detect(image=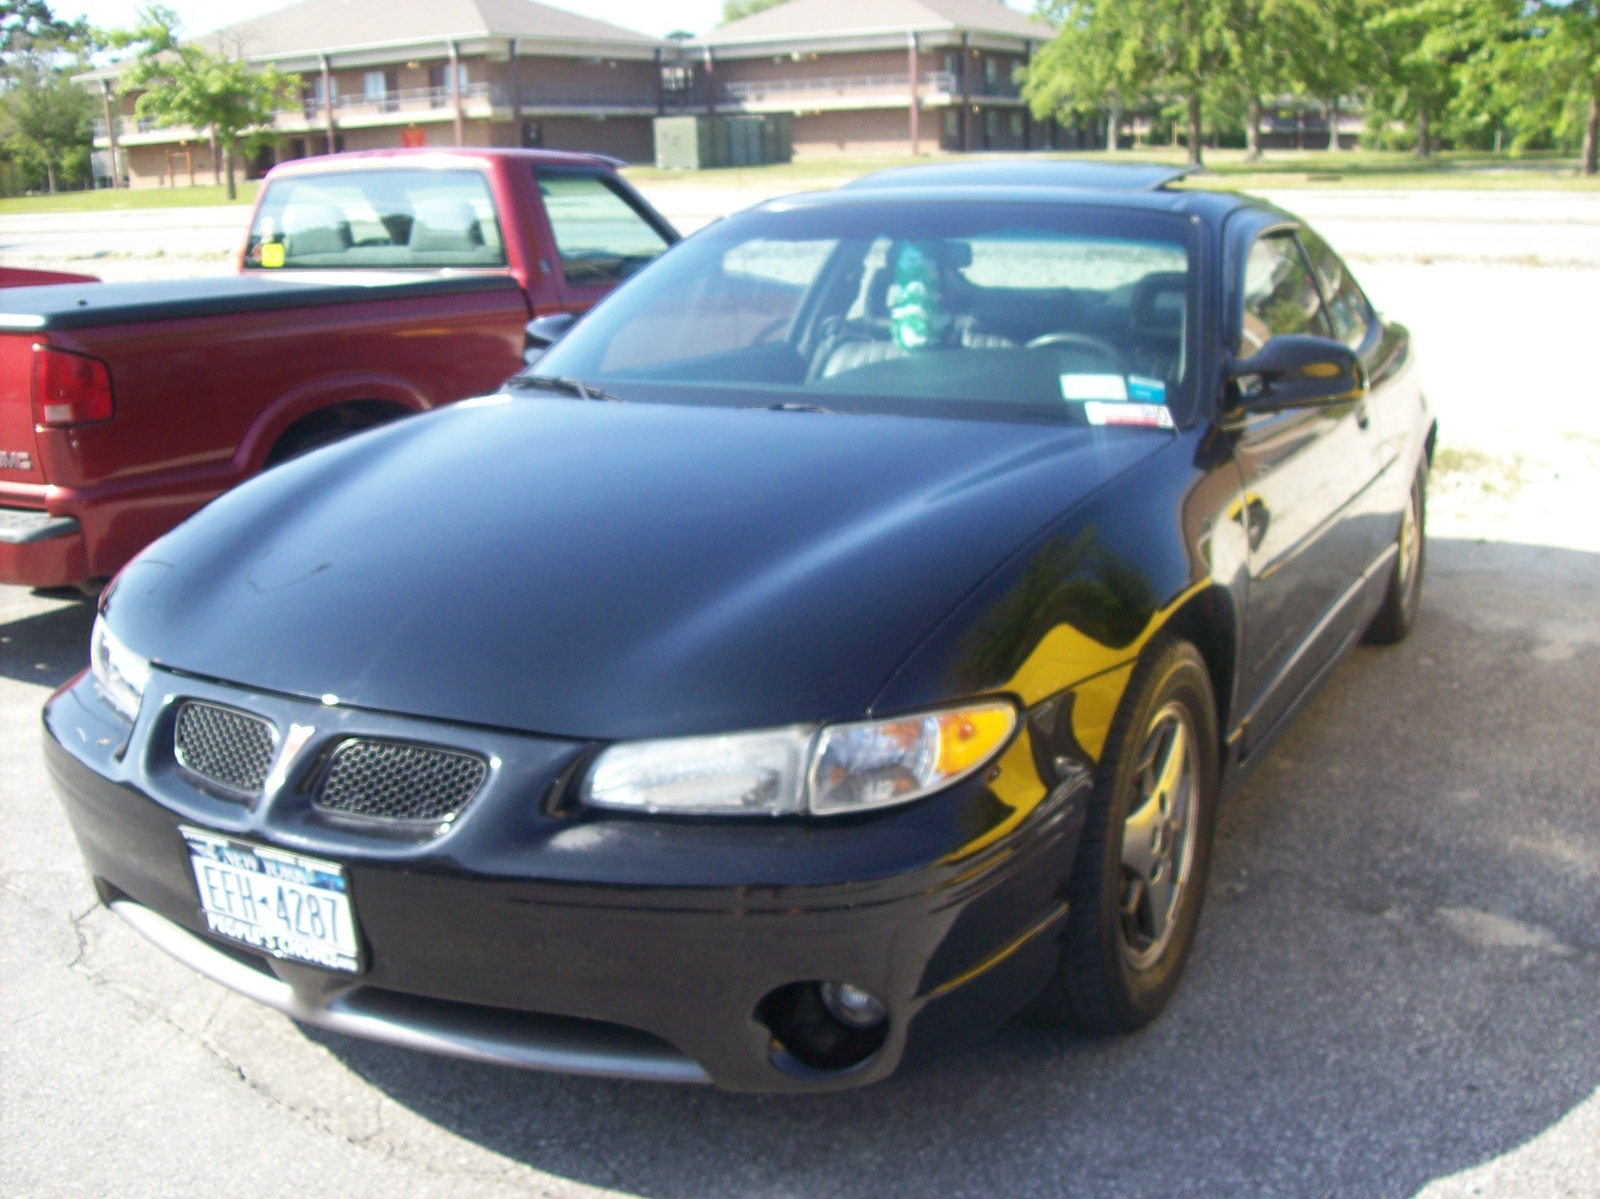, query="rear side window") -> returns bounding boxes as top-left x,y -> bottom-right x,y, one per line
1298,227 -> 1373,349
1240,233 -> 1331,356
536,169 -> 671,286
245,168 -> 506,269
